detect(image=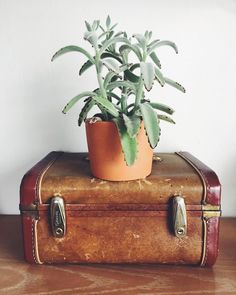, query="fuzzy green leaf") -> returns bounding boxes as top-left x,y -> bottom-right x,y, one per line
99,24 -> 105,32
102,52 -> 122,63
123,114 -> 141,138
79,52 -> 122,76
99,37 -> 129,55
140,103 -> 160,148
119,63 -> 132,72
92,96 -> 119,117
113,117 -> 137,166
124,70 -> 139,83
85,21 -> 92,31
150,52 -> 161,68
51,45 -> 95,63
104,72 -> 117,89
148,31 -> 152,40
107,92 -> 121,101
158,114 -> 176,124
78,98 -> 96,126
110,23 -> 118,31
107,80 -> 136,92
108,30 -> 114,40
149,102 -> 174,115
148,39 -> 160,47
164,77 -> 186,93
147,40 -> 178,55
119,44 -> 130,63
106,15 -> 111,28
140,62 -> 155,91
98,30 -> 109,40
154,67 -> 165,86
84,31 -> 98,47
119,44 -> 142,61
130,63 -> 140,72
102,58 -> 120,74
111,74 -> 120,83
92,20 -> 100,30
114,31 -> 124,37
62,91 -> 97,114
79,59 -> 93,75
133,34 -> 146,49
